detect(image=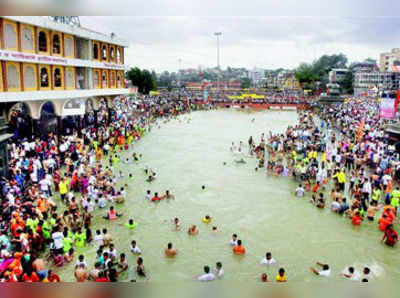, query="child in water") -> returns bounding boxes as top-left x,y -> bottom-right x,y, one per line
202,215 -> 212,224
